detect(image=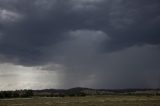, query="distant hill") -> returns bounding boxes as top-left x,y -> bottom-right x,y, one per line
0,88 -> 160,98
33,87 -> 160,97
